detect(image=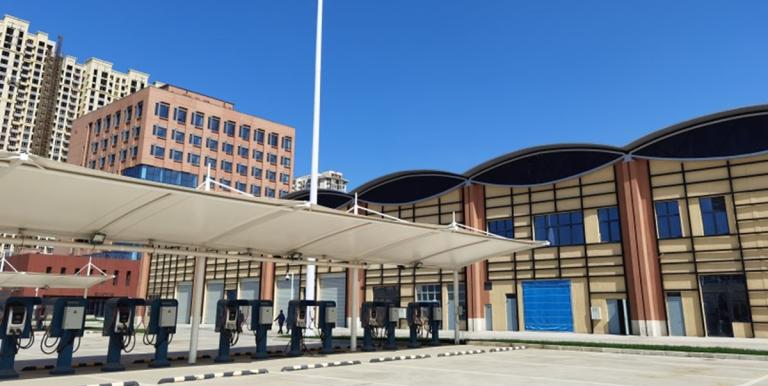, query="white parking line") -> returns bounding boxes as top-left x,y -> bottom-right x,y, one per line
736,373 -> 768,386
379,362 -> 631,386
